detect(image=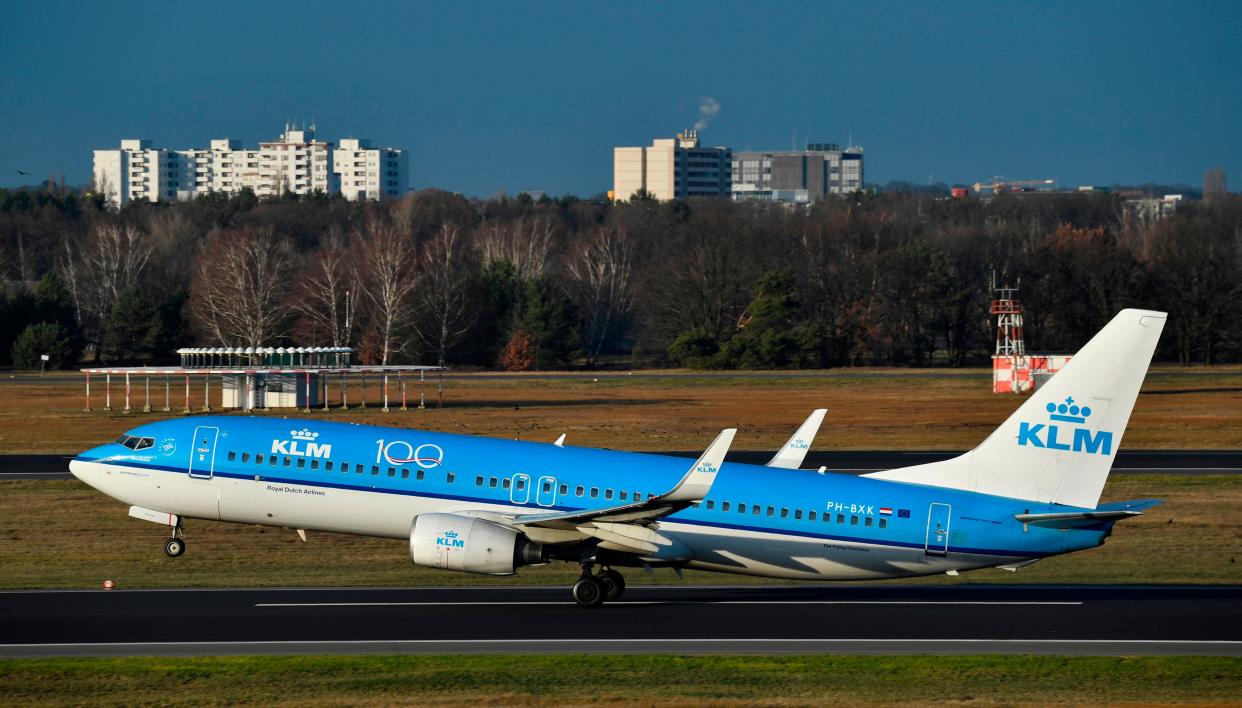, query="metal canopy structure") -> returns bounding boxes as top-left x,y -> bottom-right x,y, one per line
81,363 -> 445,414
